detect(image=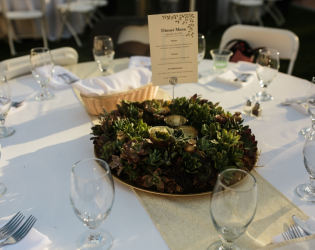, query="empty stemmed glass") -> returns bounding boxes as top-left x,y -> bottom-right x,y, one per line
93,36 -> 115,74
0,75 -> 15,138
30,47 -> 55,101
301,77 -> 315,136
198,33 -> 206,78
209,169 -> 257,250
255,48 -> 280,101
70,158 -> 115,250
